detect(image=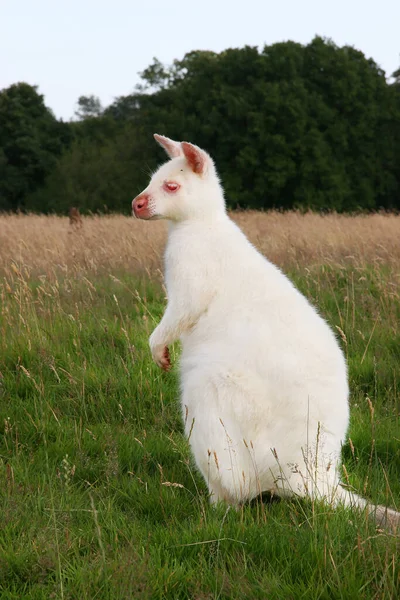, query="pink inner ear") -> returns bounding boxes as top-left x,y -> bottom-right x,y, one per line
181,142 -> 205,174
154,134 -> 182,158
